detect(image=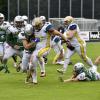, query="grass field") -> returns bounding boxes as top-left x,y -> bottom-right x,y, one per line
0,42 -> 100,100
